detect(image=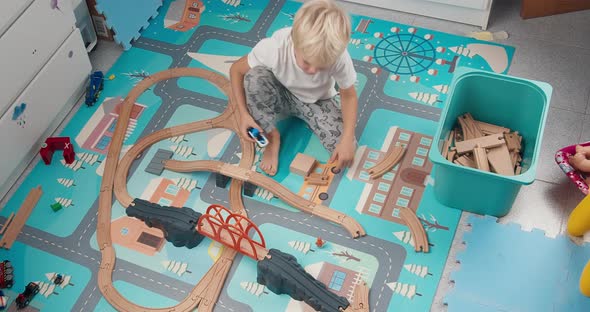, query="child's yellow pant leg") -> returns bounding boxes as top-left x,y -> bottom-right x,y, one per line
568,195 -> 590,237
580,260 -> 590,296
